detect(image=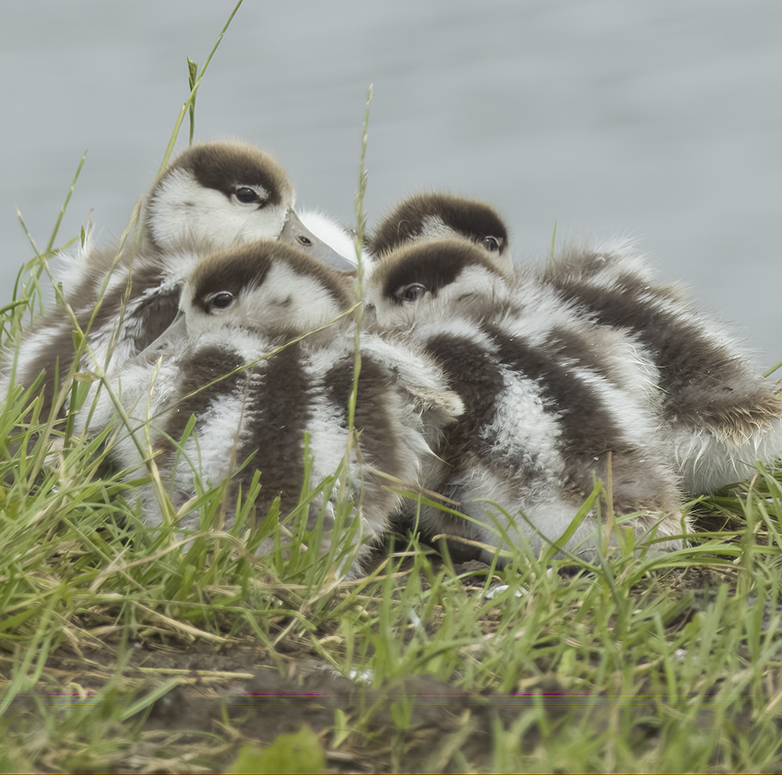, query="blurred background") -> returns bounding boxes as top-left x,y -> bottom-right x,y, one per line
2,0 -> 780,365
